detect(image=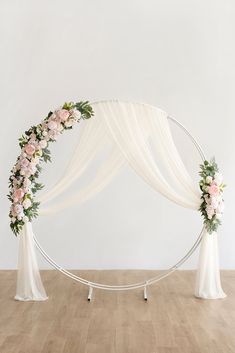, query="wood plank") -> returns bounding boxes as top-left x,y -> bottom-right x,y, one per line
0,270 -> 234,353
